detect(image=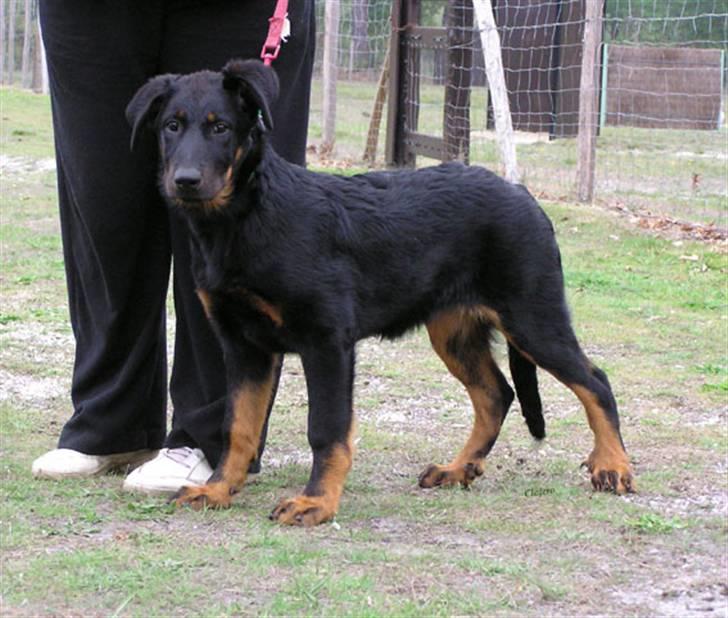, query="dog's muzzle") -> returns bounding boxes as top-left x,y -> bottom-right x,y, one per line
174,167 -> 202,191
